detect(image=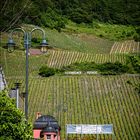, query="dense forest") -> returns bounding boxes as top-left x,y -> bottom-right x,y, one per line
0,0 -> 140,31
